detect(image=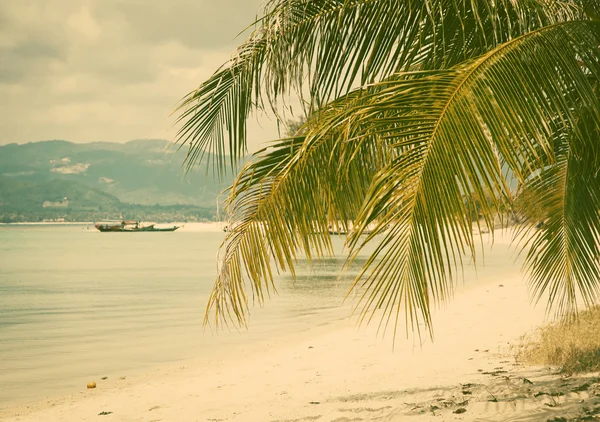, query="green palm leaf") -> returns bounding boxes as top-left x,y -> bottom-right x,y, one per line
343,20 -> 600,338
174,0 -> 578,173
515,96 -> 600,317
178,0 -> 600,338
206,19 -> 600,330
207,111 -> 394,326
